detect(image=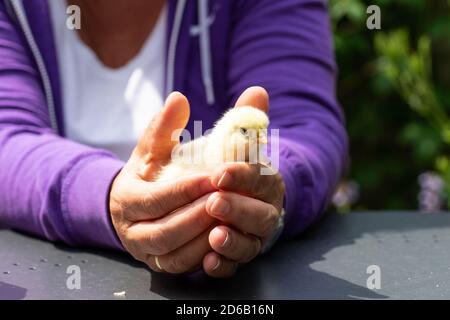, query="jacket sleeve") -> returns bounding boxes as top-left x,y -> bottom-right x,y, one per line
0,2 -> 124,249
227,0 -> 348,236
